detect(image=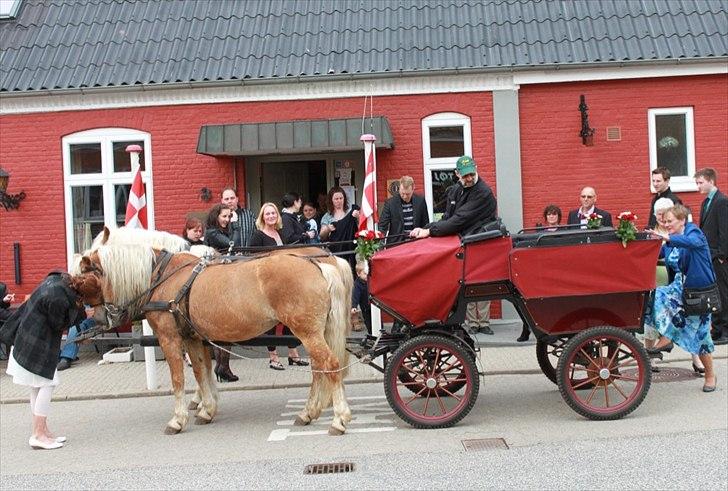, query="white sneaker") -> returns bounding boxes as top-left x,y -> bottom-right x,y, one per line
29,436 -> 63,450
